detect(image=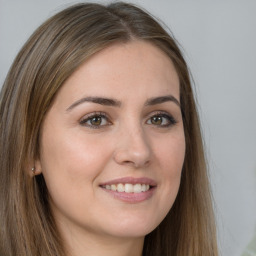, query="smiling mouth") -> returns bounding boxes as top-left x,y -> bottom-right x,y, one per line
99,177 -> 157,202
101,183 -> 151,193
